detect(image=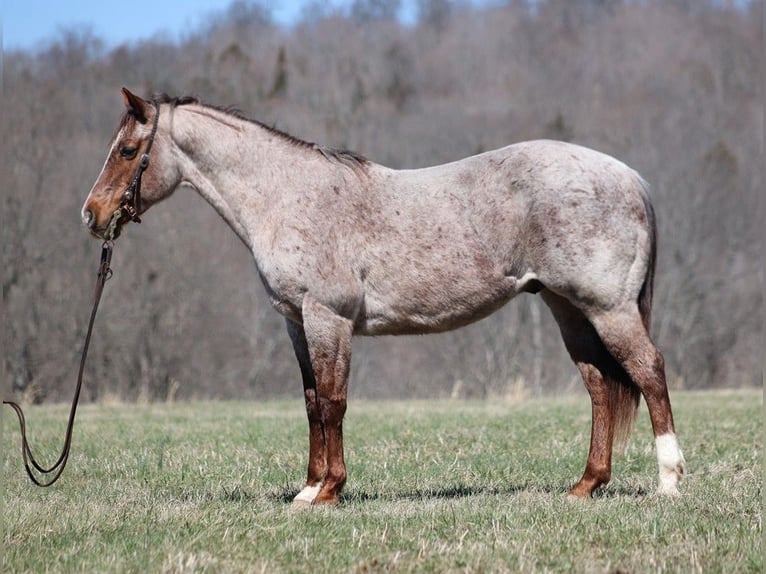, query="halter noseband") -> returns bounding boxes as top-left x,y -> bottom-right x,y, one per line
108,100 -> 160,238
